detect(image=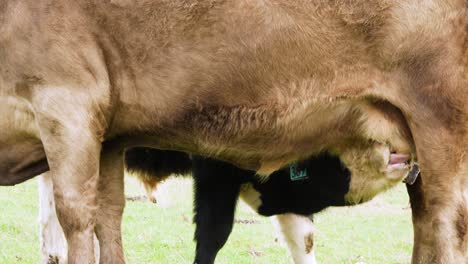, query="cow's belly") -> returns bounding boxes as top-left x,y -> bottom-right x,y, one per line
174,99 -> 414,201
115,96 -> 414,177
